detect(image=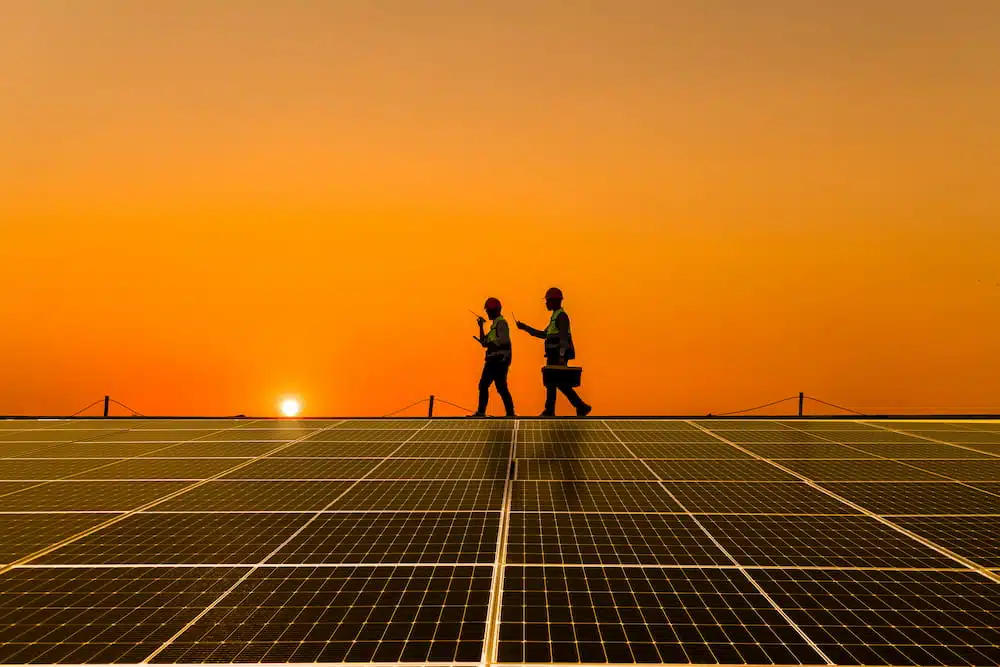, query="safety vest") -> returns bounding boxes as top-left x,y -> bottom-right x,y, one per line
486,315 -> 512,358
544,309 -> 575,359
